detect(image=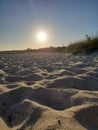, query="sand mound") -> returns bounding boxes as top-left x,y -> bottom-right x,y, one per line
16,69 -> 33,76
0,62 -> 5,69
74,104 -> 98,129
47,76 -> 98,90
0,69 -> 7,77
28,87 -> 77,110
0,98 -> 42,128
1,86 -> 98,113
23,74 -> 43,81
5,75 -> 23,83
0,87 -> 43,128
3,67 -> 20,75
